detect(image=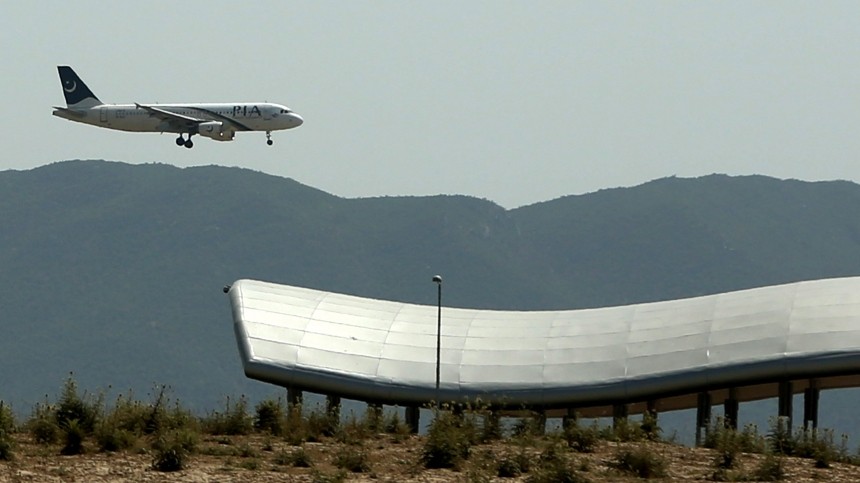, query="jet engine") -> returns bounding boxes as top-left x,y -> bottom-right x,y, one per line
197,121 -> 235,141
